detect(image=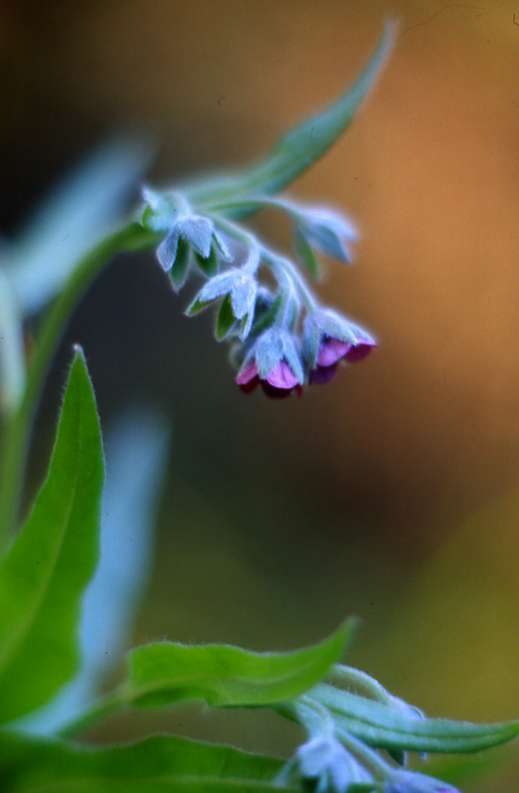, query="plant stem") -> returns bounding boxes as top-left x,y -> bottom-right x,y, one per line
0,221 -> 159,550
